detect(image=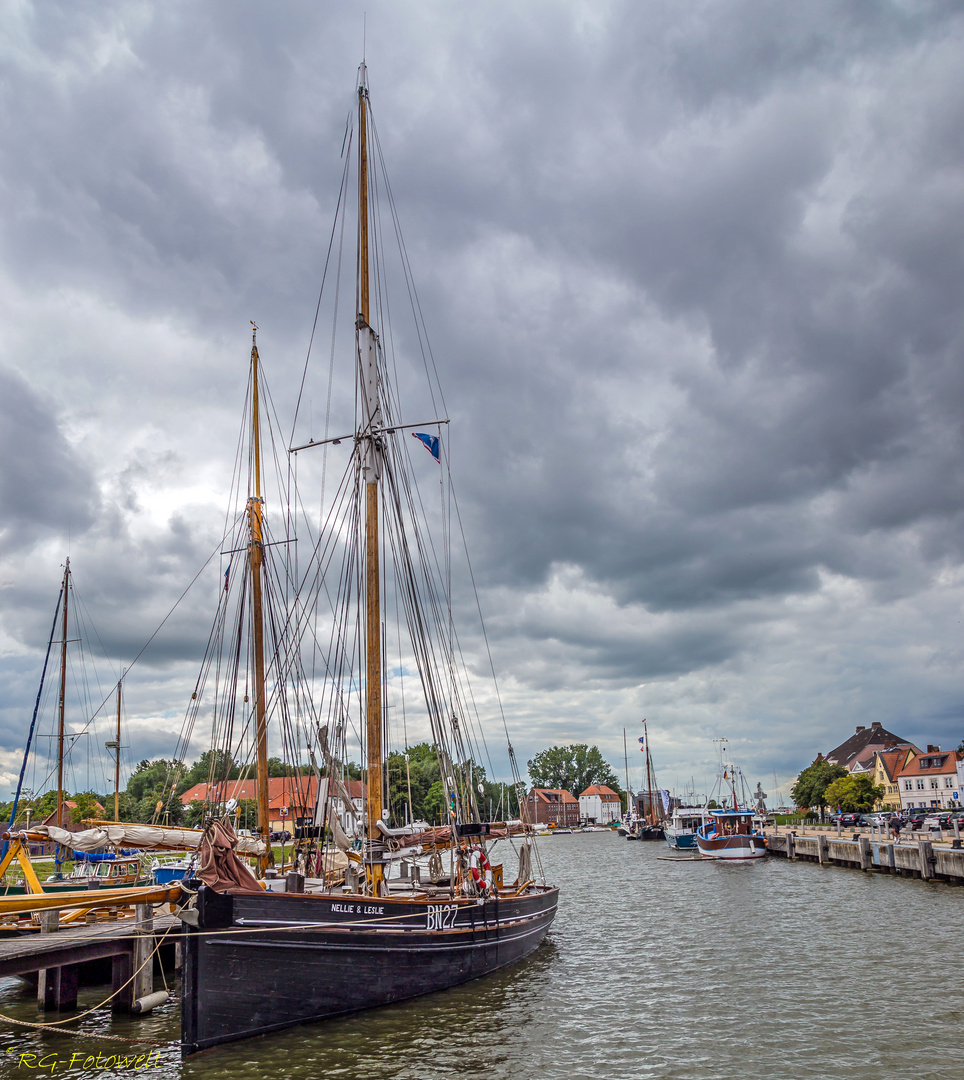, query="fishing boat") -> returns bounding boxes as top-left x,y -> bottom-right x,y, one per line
176,63 -> 558,1055
662,806 -> 710,850
695,741 -> 767,860
695,810 -> 767,860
